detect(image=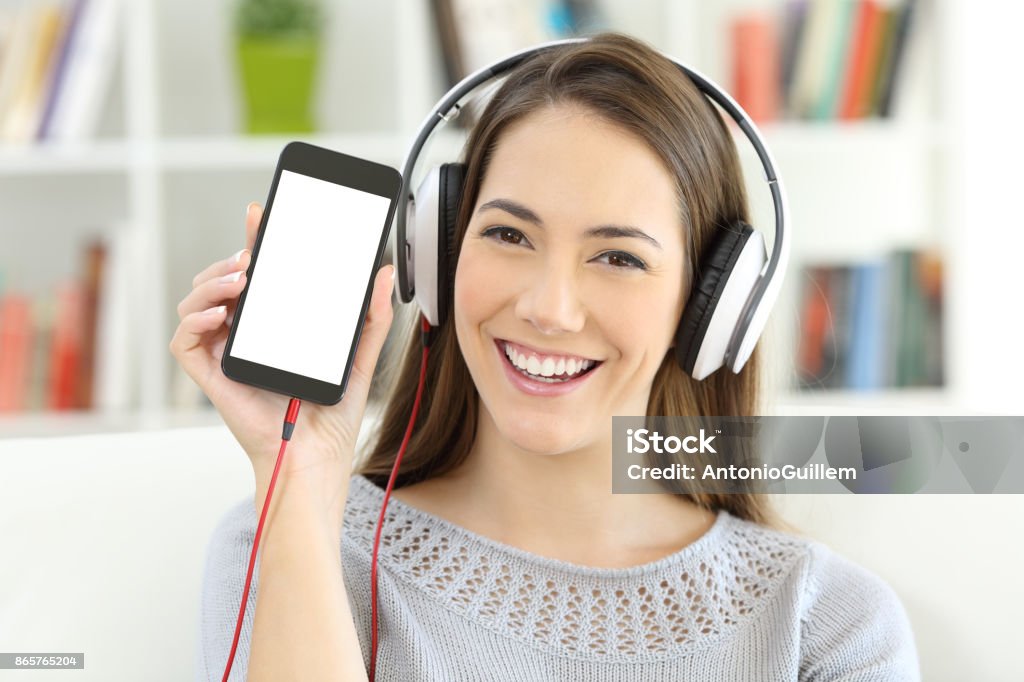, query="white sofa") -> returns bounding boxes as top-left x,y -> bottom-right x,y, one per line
0,424 -> 1021,681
